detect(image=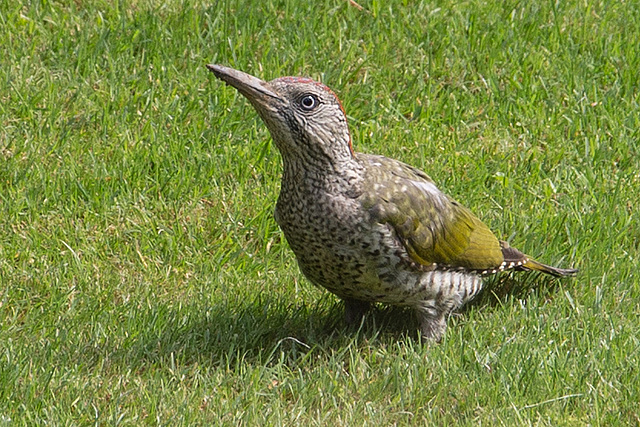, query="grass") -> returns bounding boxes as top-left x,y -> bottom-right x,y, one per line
1,0 -> 639,424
